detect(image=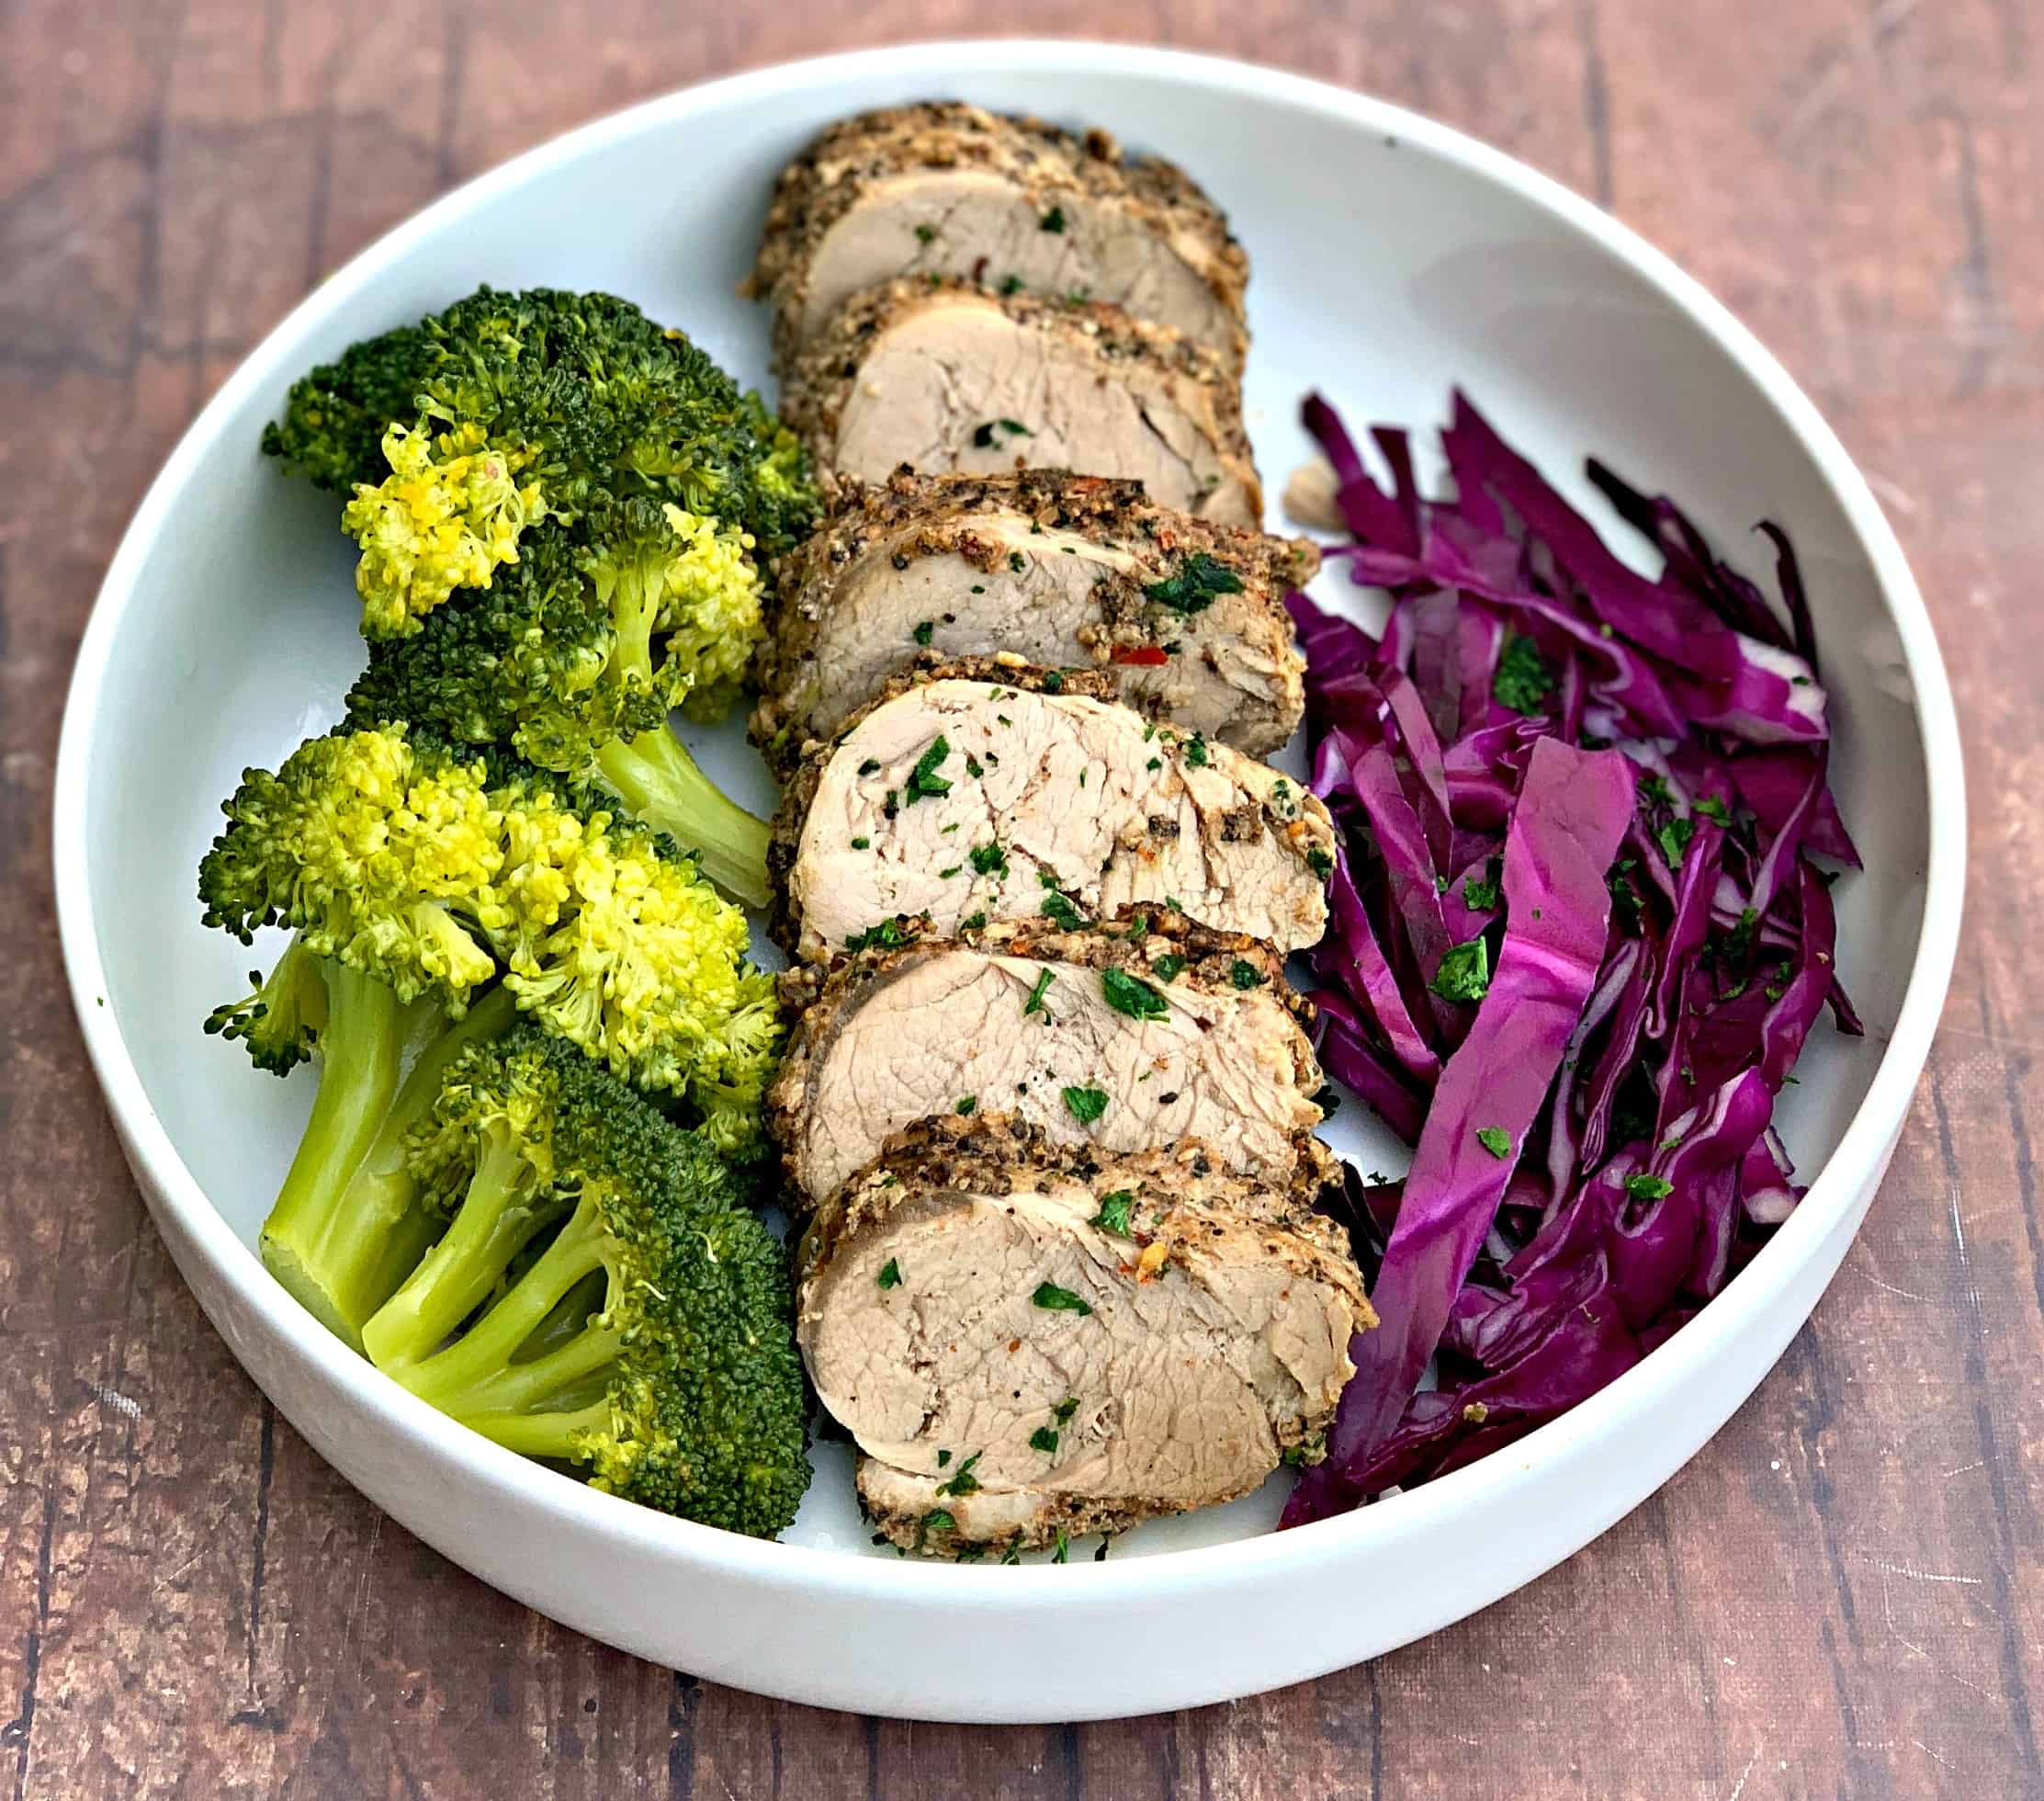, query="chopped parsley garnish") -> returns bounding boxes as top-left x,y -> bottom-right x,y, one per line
1042,671 -> 1064,693
858,757 -> 880,776
1625,1173 -> 1674,1201
961,910 -> 988,931
1041,889 -> 1086,929
1033,1281 -> 1091,1315
1228,958 -> 1265,990
919,1509 -> 955,1544
1493,634 -> 1556,715
1142,551 -> 1245,616
1152,952 -> 1187,982
1183,733 -> 1210,767
1307,847 -> 1334,880
1023,968 -> 1056,1016
999,273 -> 1024,295
1030,1426 -> 1060,1454
850,836 -> 870,850
1009,550 -> 1026,572
1040,204 -> 1067,233
914,221 -> 937,244
1090,1190 -> 1135,1235
955,1094 -> 977,1116
845,918 -> 908,953
1053,1528 -> 1071,1564
1694,796 -> 1733,825
1062,1084 -> 1109,1124
935,1451 -> 982,1497
1054,1398 -> 1080,1423
1430,937 -> 1492,1002
939,865 -> 961,879
965,753 -> 984,778
1474,1127 -> 1513,1160
1657,816 -> 1696,868
969,842 -> 1008,877
1146,756 -> 1162,772
1101,968 -> 1169,1020
877,1259 -> 902,1289
1462,857 -> 1504,912
912,619 -> 934,647
937,1449 -> 951,1467
904,735 -> 954,804
971,418 -> 1033,448
1640,773 -> 1676,807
